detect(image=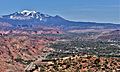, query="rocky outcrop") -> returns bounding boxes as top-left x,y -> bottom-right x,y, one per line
0,35 -> 57,72
26,55 -> 120,72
